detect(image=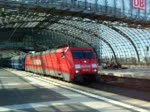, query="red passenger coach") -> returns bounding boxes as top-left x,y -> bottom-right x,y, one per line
25,47 -> 98,82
